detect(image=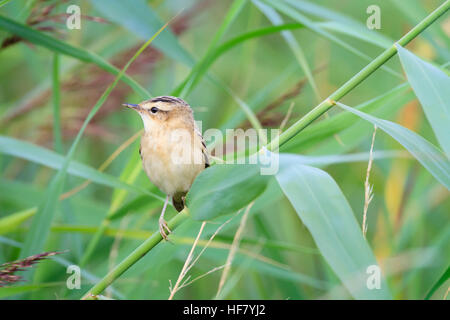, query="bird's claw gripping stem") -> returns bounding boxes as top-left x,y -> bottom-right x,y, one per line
159,217 -> 172,241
